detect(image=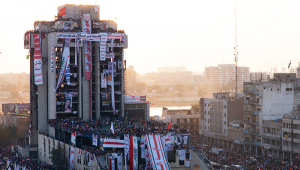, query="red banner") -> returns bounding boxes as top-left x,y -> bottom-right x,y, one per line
59,7 -> 66,16
83,14 -> 92,80
33,34 -> 43,85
